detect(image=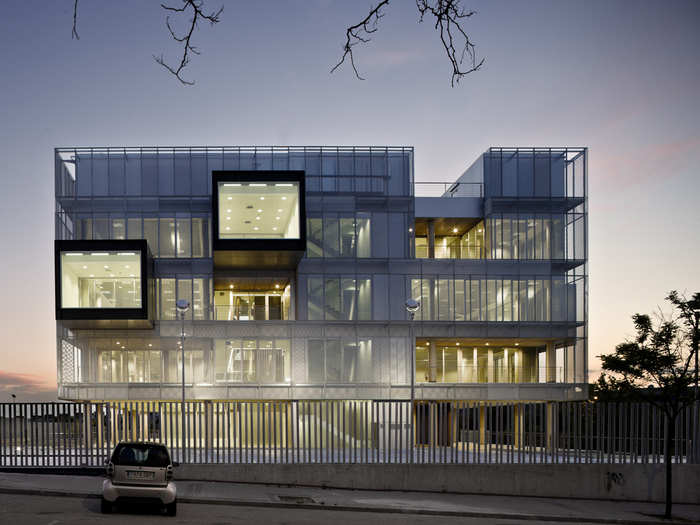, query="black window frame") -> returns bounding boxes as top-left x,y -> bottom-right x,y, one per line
212,171 -> 306,253
55,239 -> 151,321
